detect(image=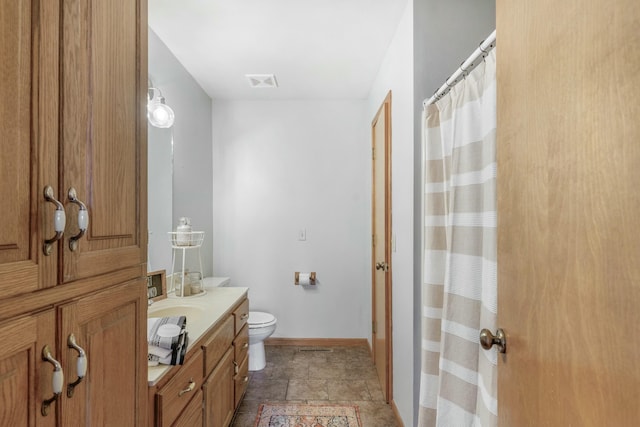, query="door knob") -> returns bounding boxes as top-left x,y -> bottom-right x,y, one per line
375,261 -> 389,271
479,328 -> 506,353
